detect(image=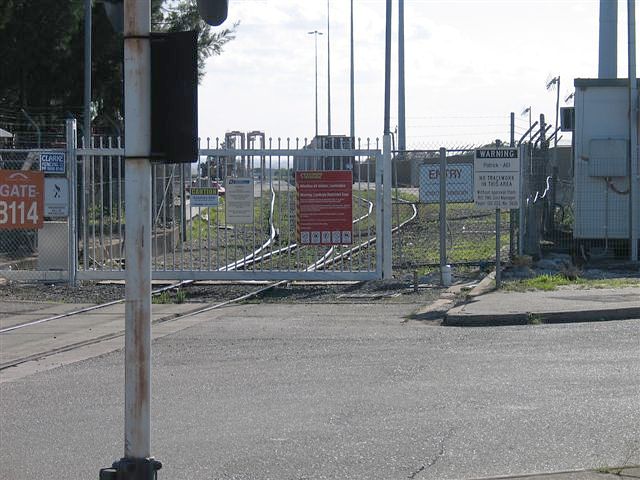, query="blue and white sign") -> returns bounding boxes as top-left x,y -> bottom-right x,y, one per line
40,152 -> 66,174
44,177 -> 69,217
419,163 -> 473,204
